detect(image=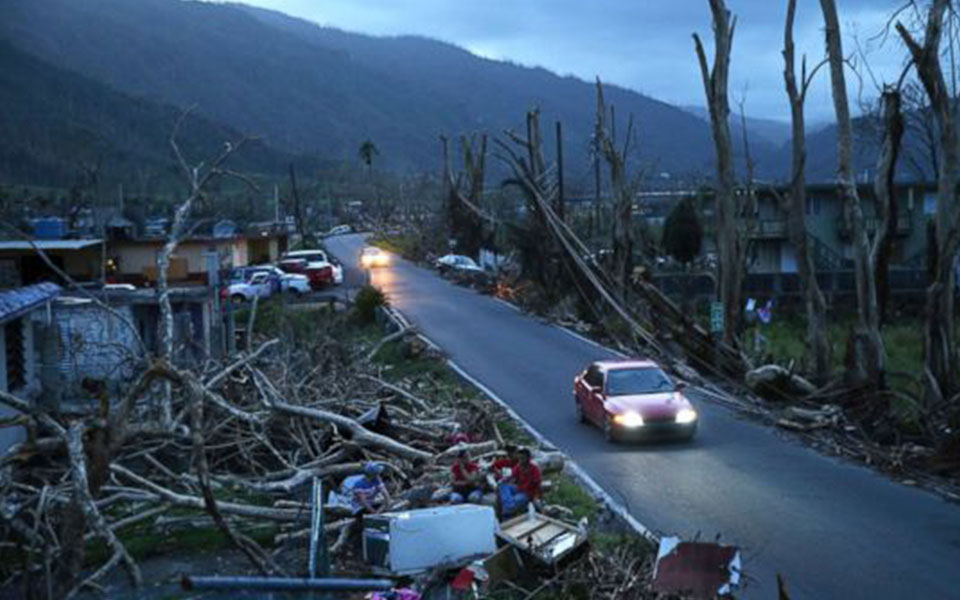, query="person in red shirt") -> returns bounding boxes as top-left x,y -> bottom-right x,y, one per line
450,450 -> 483,503
490,444 -> 518,482
497,448 -> 542,517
